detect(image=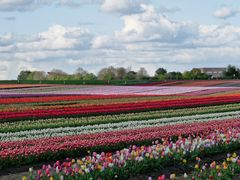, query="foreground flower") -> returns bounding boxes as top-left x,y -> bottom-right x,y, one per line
170,173 -> 176,179
183,173 -> 188,178
191,153 -> 240,179
153,153 -> 240,180
25,127 -> 240,180
158,175 -> 166,180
